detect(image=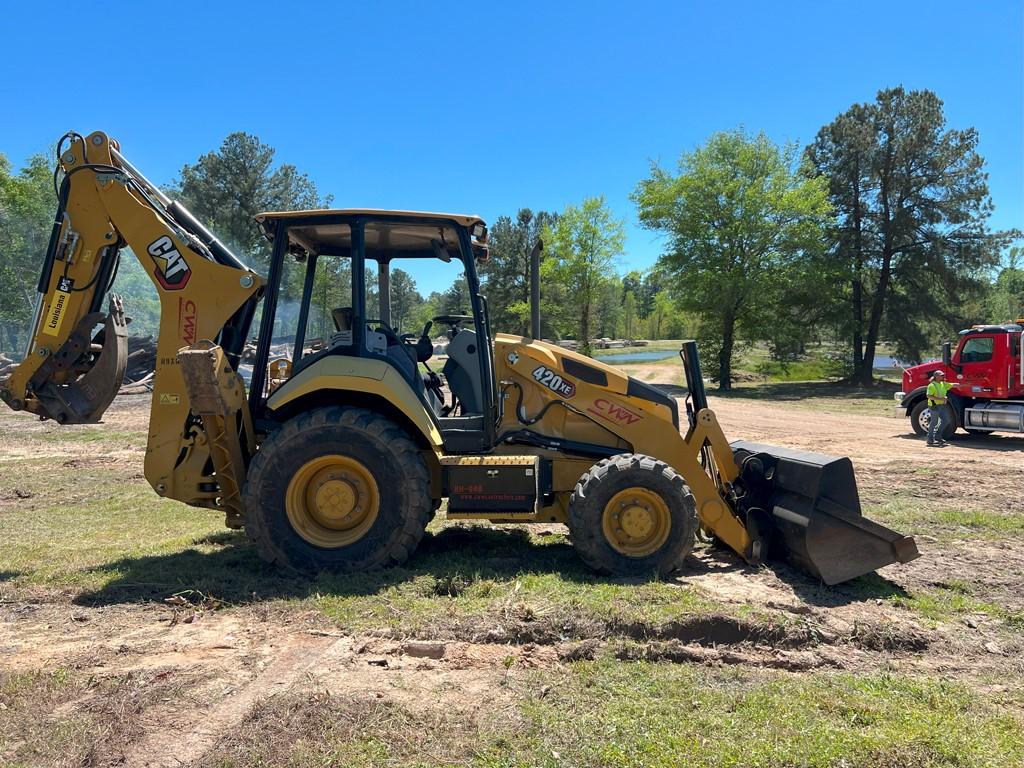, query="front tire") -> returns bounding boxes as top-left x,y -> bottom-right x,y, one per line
909,400 -> 955,440
568,454 -> 697,577
243,407 -> 431,572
